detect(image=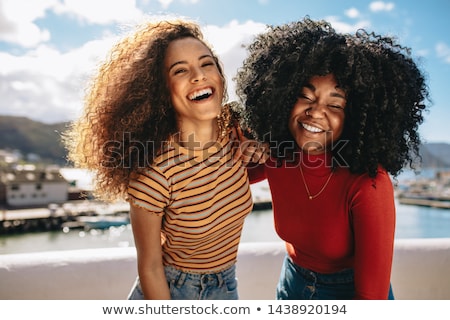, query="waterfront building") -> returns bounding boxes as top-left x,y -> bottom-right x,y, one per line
0,166 -> 68,208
